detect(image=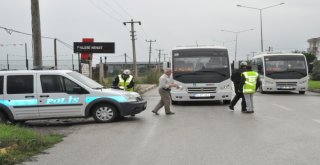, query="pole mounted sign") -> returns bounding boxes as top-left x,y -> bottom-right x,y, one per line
73,42 -> 115,53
